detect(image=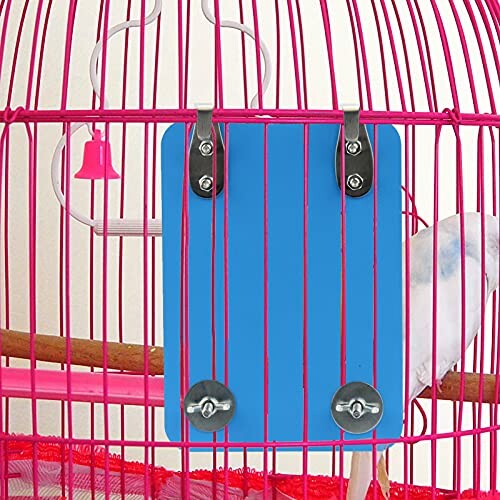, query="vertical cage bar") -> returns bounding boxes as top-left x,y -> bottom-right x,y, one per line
181,123 -> 191,498
263,122 -> 269,497
302,123 -> 309,499
251,0 -> 263,109
99,0 -> 112,495
117,1 -> 131,495
403,124 -> 411,499
371,124 -> 379,500
223,122 -> 230,498
338,125 -> 346,500
211,125 -> 218,498
430,124 -> 442,497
